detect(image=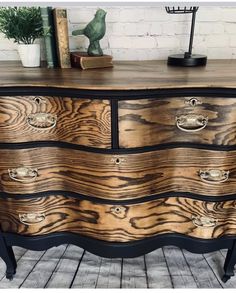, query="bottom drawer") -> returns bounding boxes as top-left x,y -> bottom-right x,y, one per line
1,195 -> 236,242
